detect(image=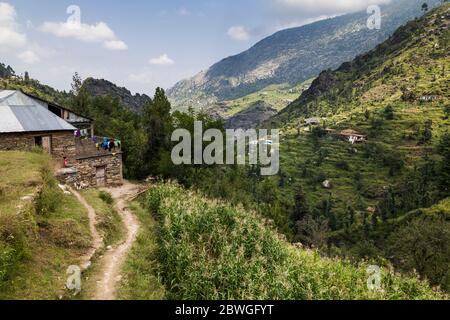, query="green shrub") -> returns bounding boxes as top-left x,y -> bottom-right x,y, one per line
388,215 -> 450,292
335,160 -> 350,171
35,185 -> 61,215
383,105 -> 395,120
99,191 -> 114,205
35,167 -> 61,215
0,243 -> 15,283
